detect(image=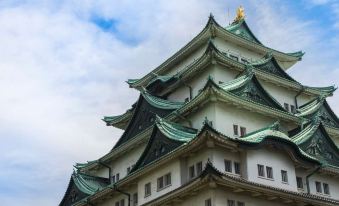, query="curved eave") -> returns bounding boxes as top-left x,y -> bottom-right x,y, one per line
129,15 -> 302,89
304,85 -> 337,96
168,77 -> 301,123
155,116 -> 197,141
141,91 -> 184,110
102,110 -> 133,129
